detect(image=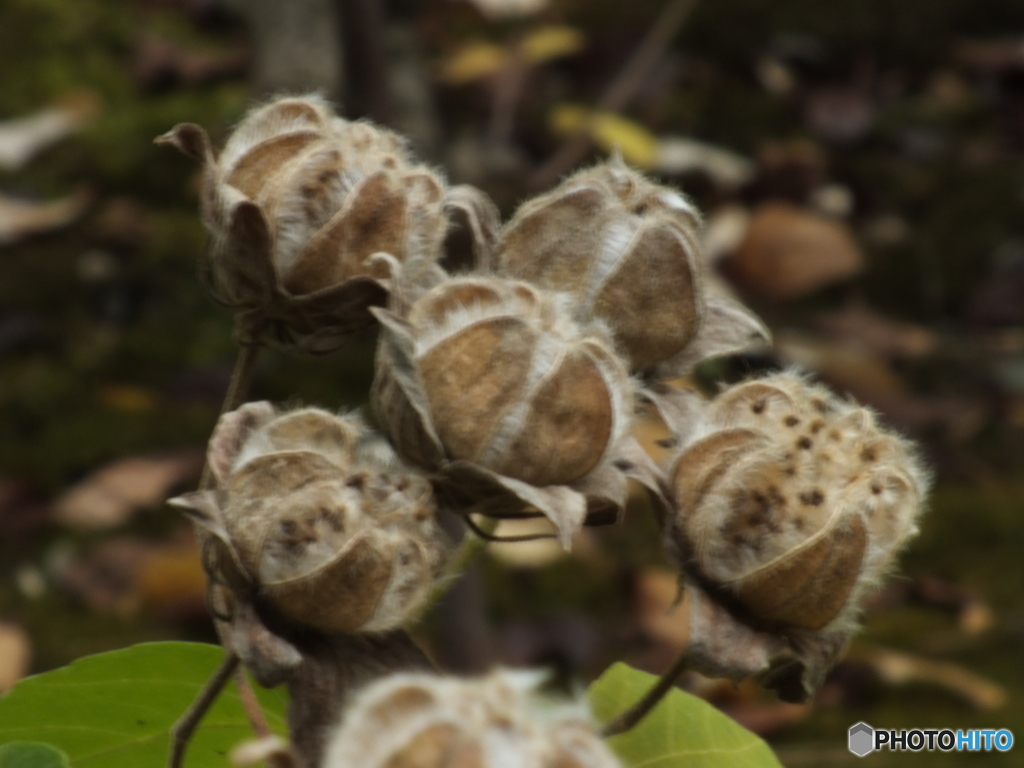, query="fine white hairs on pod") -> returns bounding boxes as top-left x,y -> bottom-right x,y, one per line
321,670 -> 622,768
372,273 -> 664,547
495,155 -> 769,377
170,402 -> 450,636
662,371 -> 930,700
156,94 -> 449,351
